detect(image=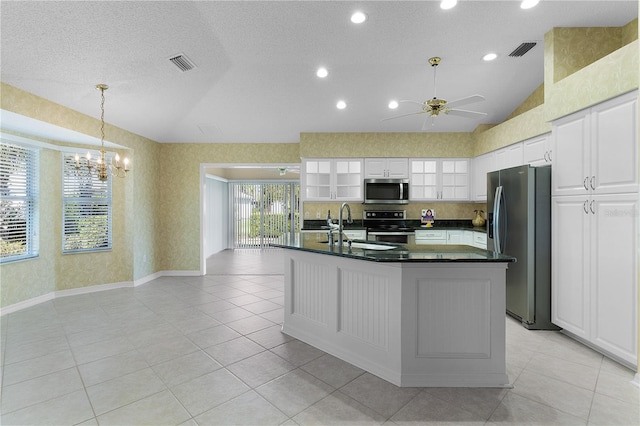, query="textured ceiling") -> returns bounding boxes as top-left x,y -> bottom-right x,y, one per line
1,0 -> 637,144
